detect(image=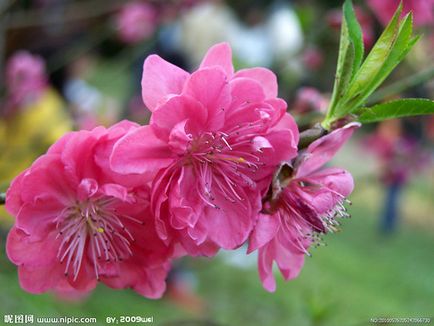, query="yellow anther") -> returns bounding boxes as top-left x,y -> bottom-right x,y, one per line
97,227 -> 105,233
238,157 -> 246,163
